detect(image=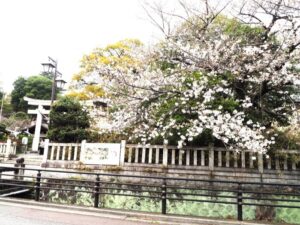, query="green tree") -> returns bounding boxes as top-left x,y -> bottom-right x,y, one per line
11,75 -> 53,112
47,97 -> 90,143
0,93 -> 14,118
0,89 -> 3,100
0,123 -> 6,141
24,76 -> 52,99
1,101 -> 13,118
11,77 -> 27,112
